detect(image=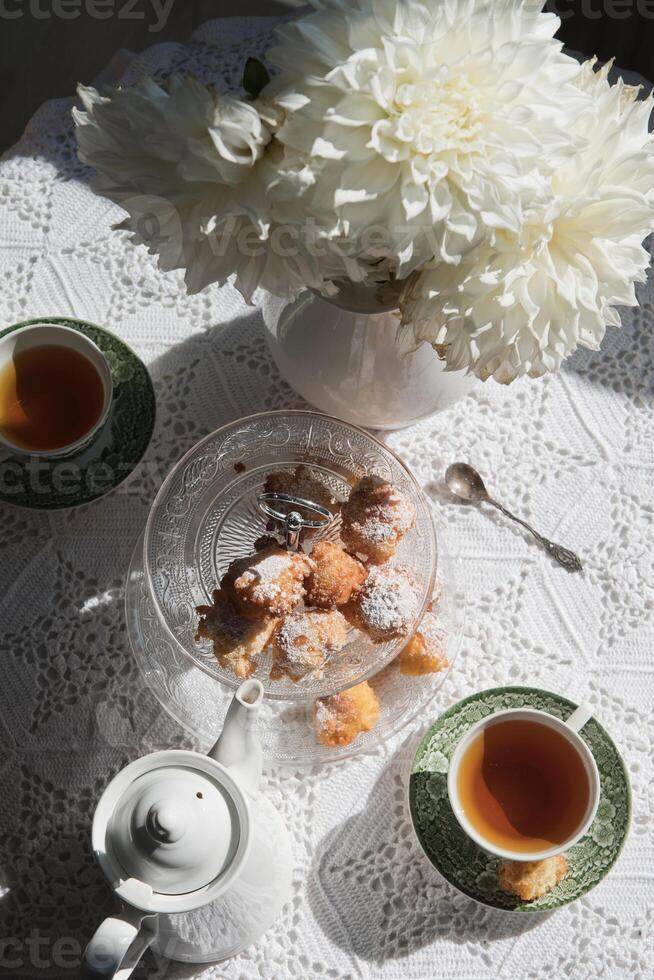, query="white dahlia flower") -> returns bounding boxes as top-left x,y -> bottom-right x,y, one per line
74,76 -> 328,299
268,0 -> 584,280
400,59 -> 654,382
73,1 -> 654,383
